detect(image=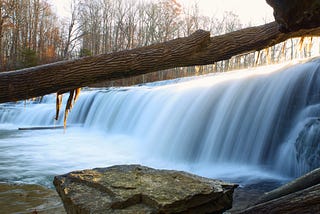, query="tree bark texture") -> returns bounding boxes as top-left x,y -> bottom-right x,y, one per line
257,168 -> 320,204
266,0 -> 320,32
238,183 -> 320,214
1,22 -> 320,103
